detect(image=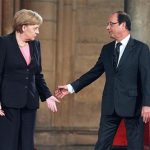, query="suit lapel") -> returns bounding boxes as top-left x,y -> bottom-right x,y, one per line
104,41 -> 115,69
10,33 -> 27,66
108,41 -> 116,71
11,32 -> 34,66
28,41 -> 34,66
117,37 -> 135,70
